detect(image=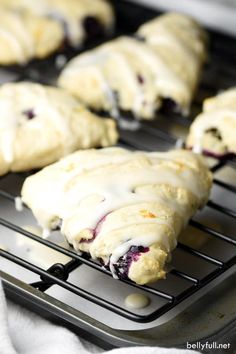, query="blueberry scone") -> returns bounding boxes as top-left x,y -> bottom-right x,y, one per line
21,148 -> 212,285
58,13 -> 207,120
0,8 -> 64,65
0,0 -> 114,49
187,88 -> 236,157
0,82 -> 118,176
